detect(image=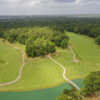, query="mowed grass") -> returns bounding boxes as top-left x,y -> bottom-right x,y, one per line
53,32 -> 100,80
0,32 -> 100,91
0,39 -> 64,91
0,57 -> 64,91
0,39 -> 22,83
